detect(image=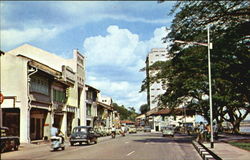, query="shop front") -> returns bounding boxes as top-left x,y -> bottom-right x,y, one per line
30,108 -> 48,140
66,106 -> 77,136
2,108 -> 20,136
